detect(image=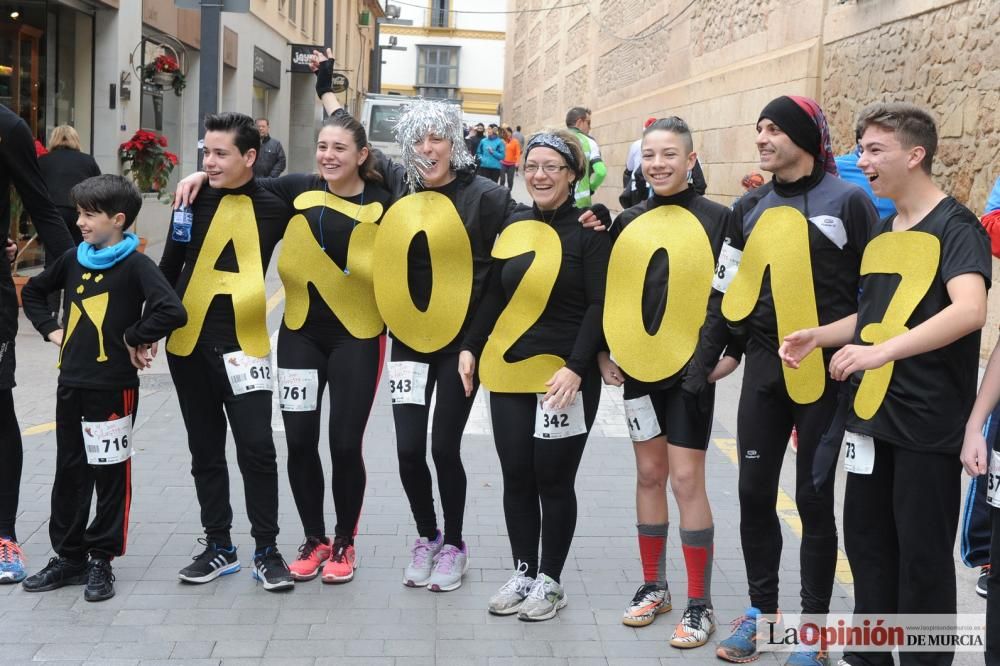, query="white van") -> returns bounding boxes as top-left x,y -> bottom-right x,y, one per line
359,94 -> 497,160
